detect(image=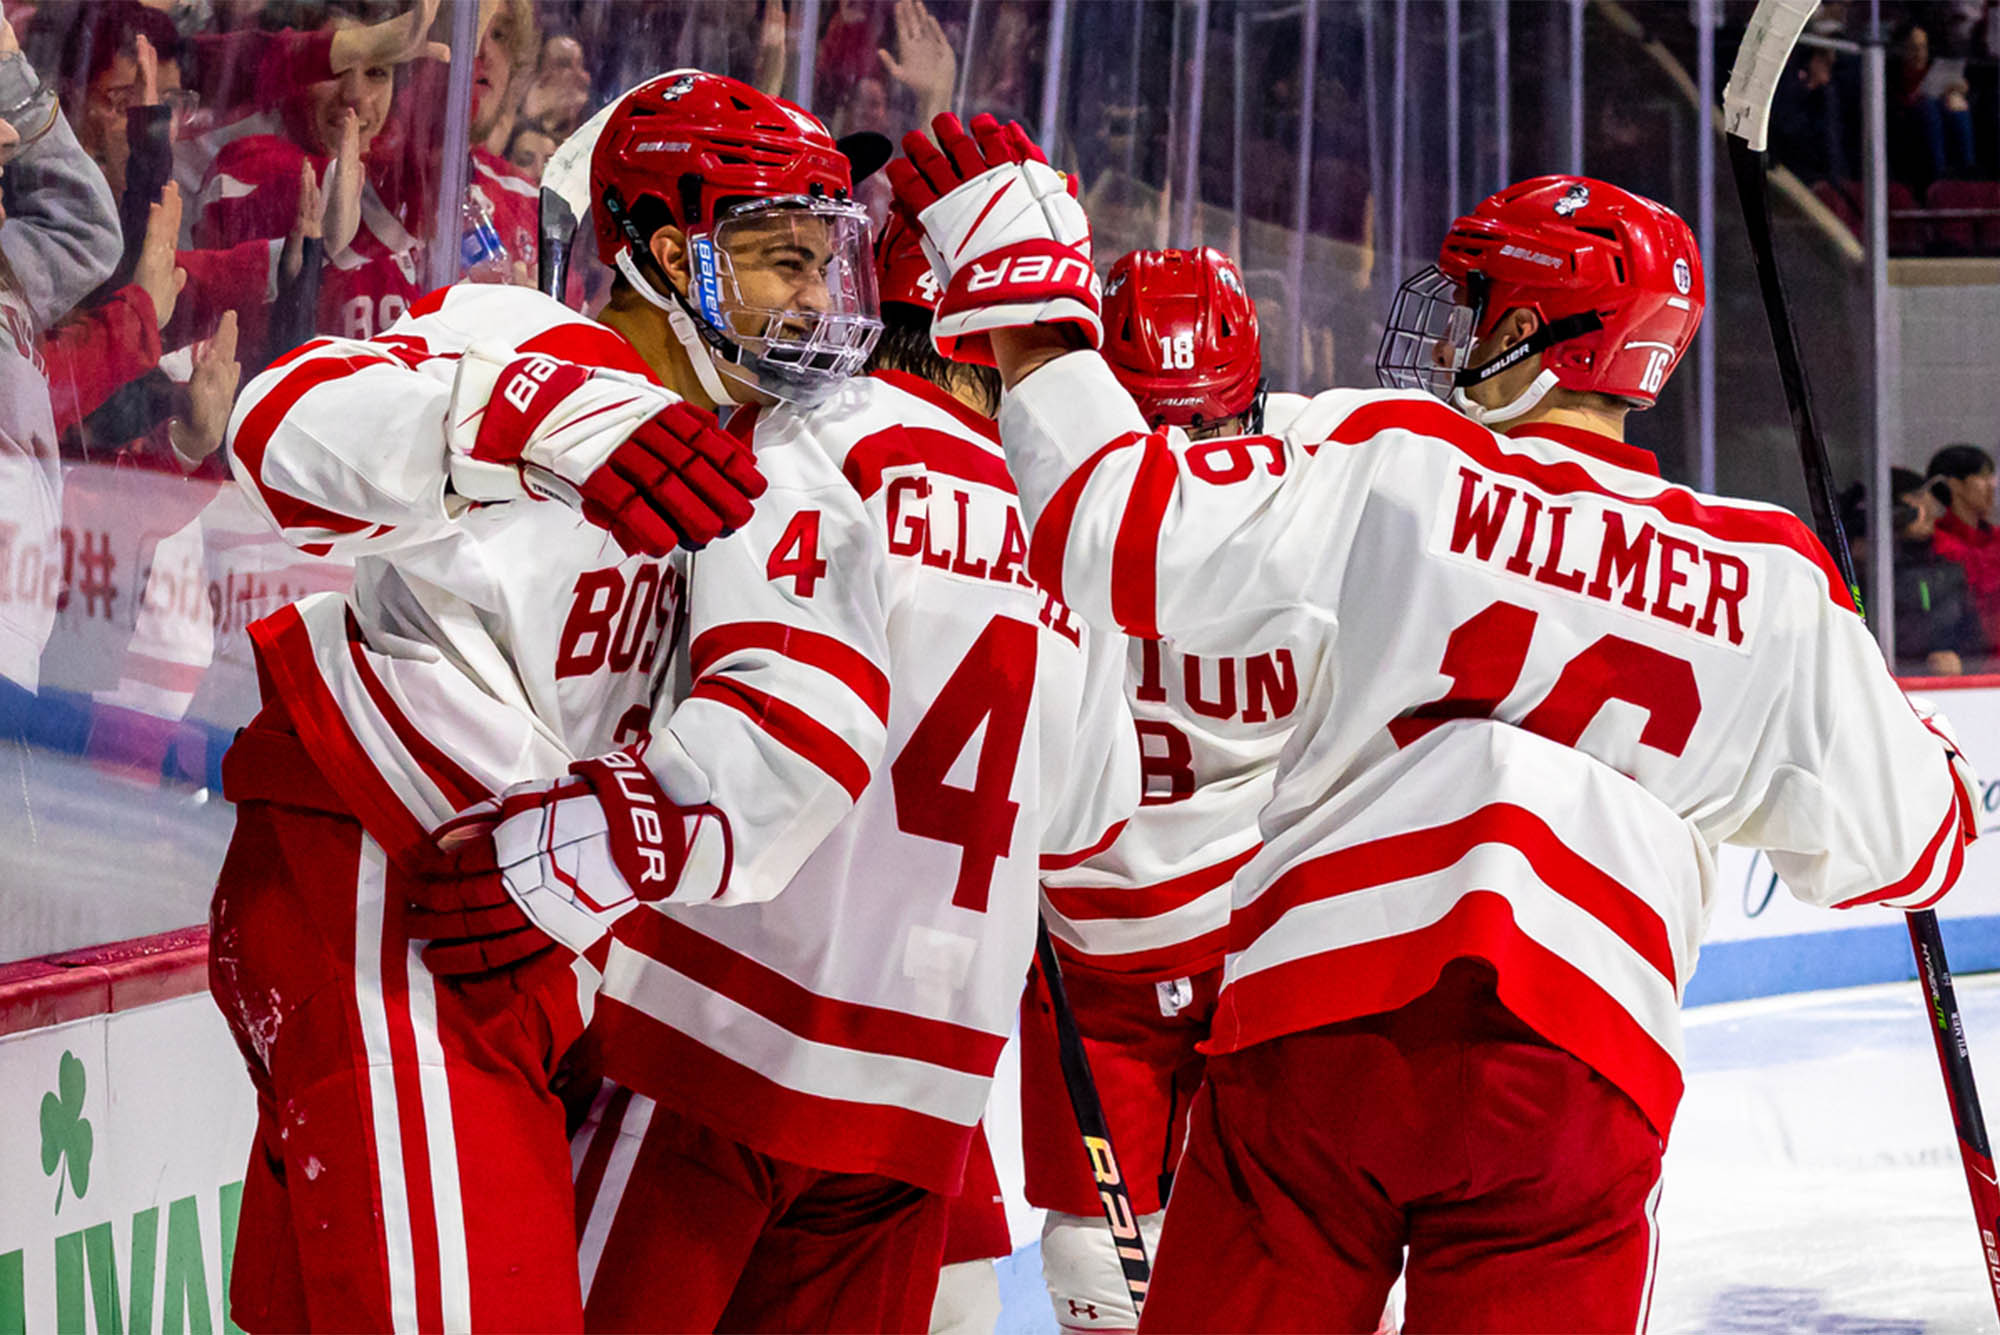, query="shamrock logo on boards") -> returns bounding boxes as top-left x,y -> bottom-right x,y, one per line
40,1050 -> 92,1214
